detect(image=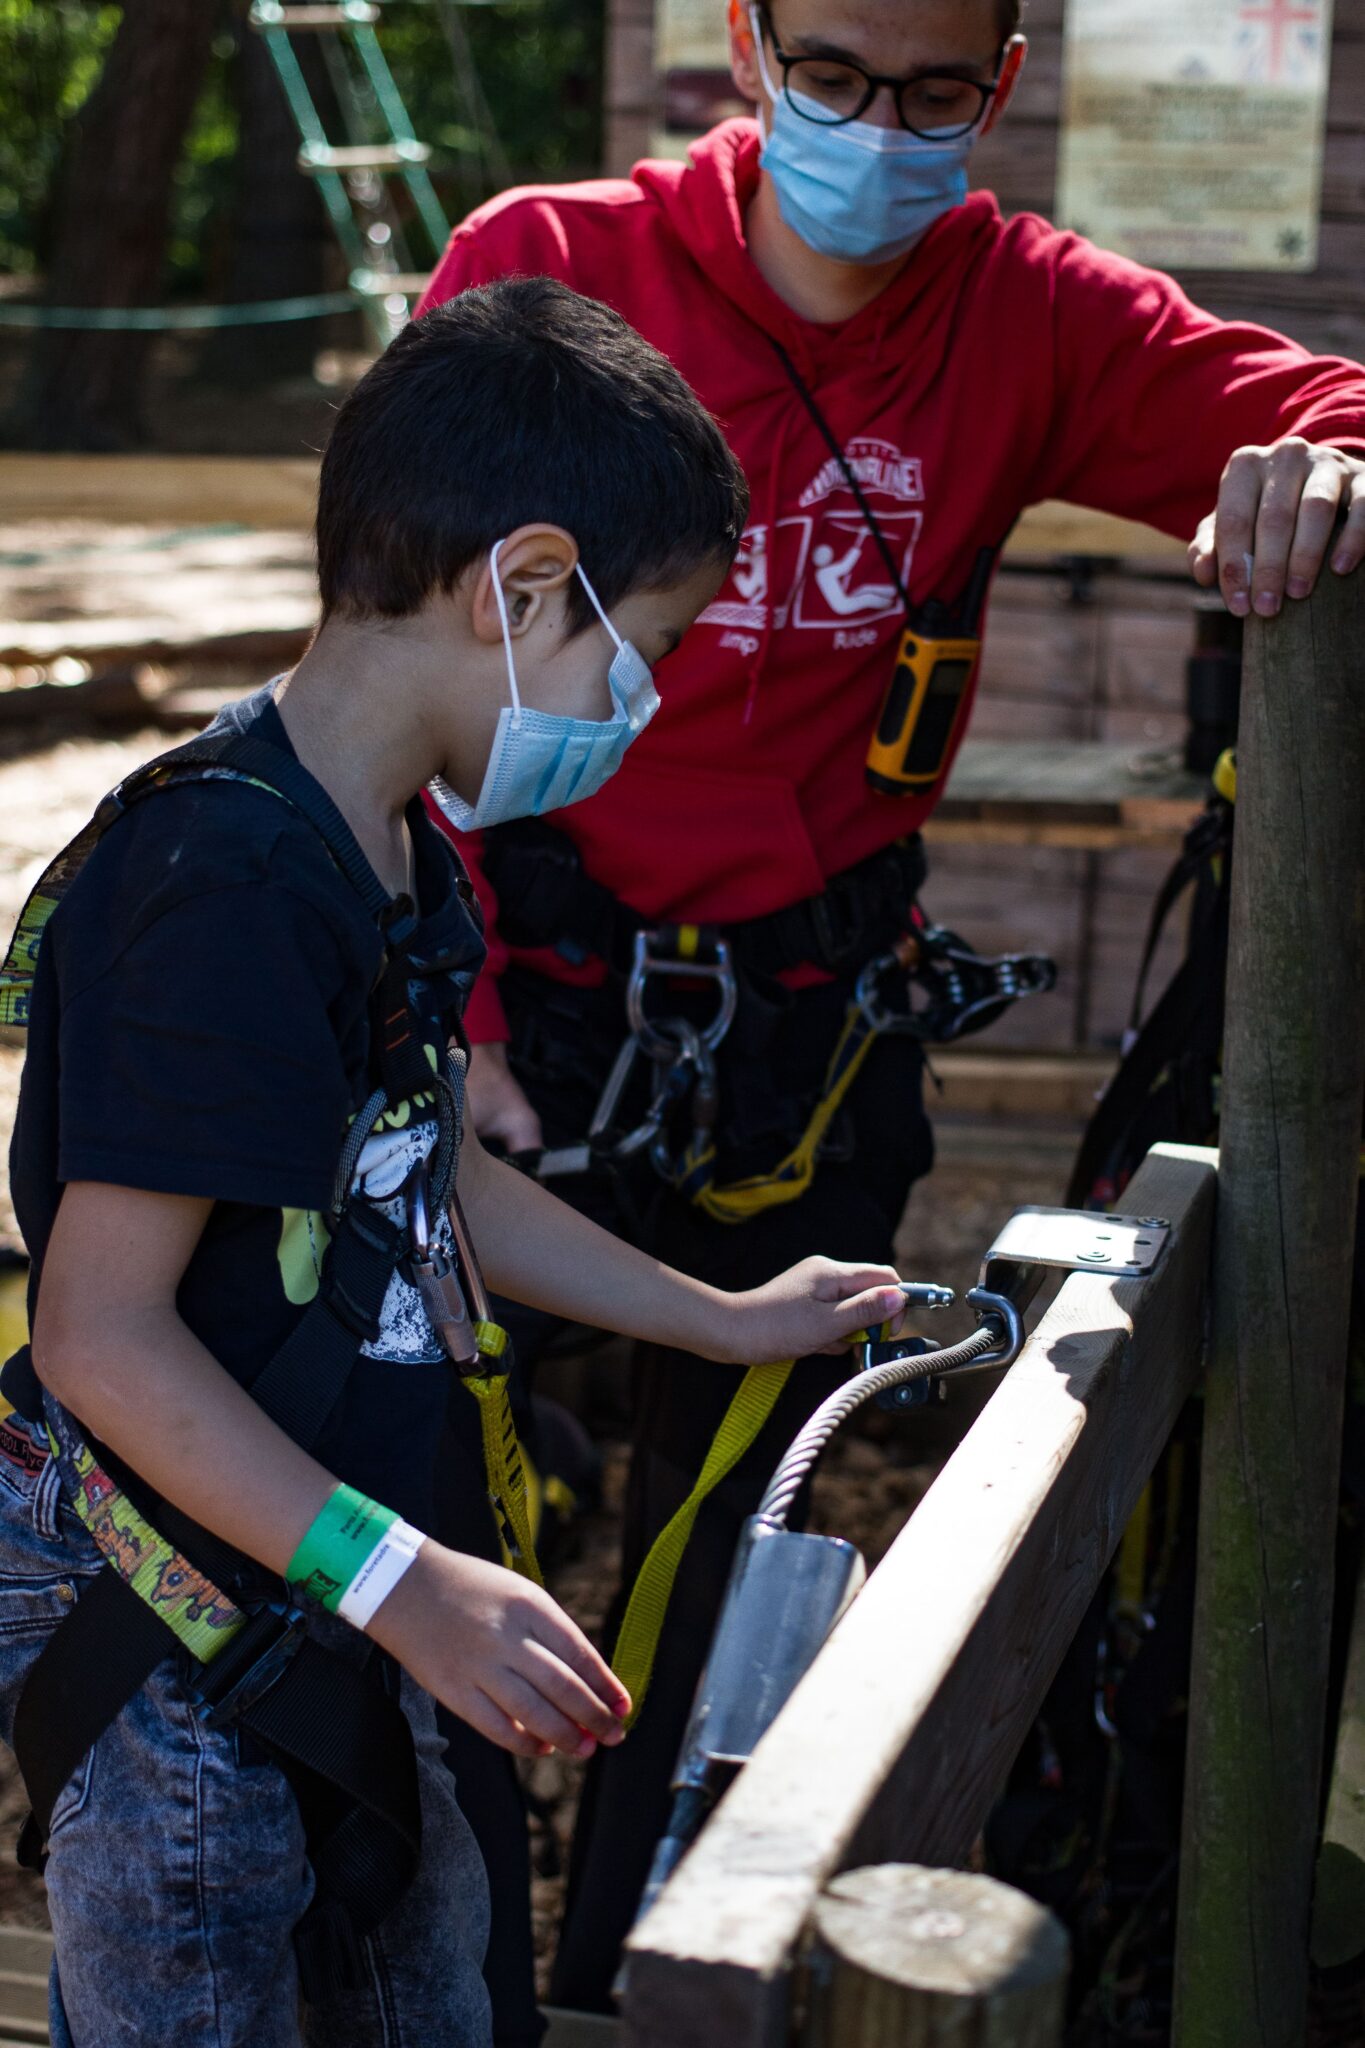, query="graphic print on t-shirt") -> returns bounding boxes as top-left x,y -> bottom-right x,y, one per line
699,435 -> 922,646
275,1119 -> 450,1365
